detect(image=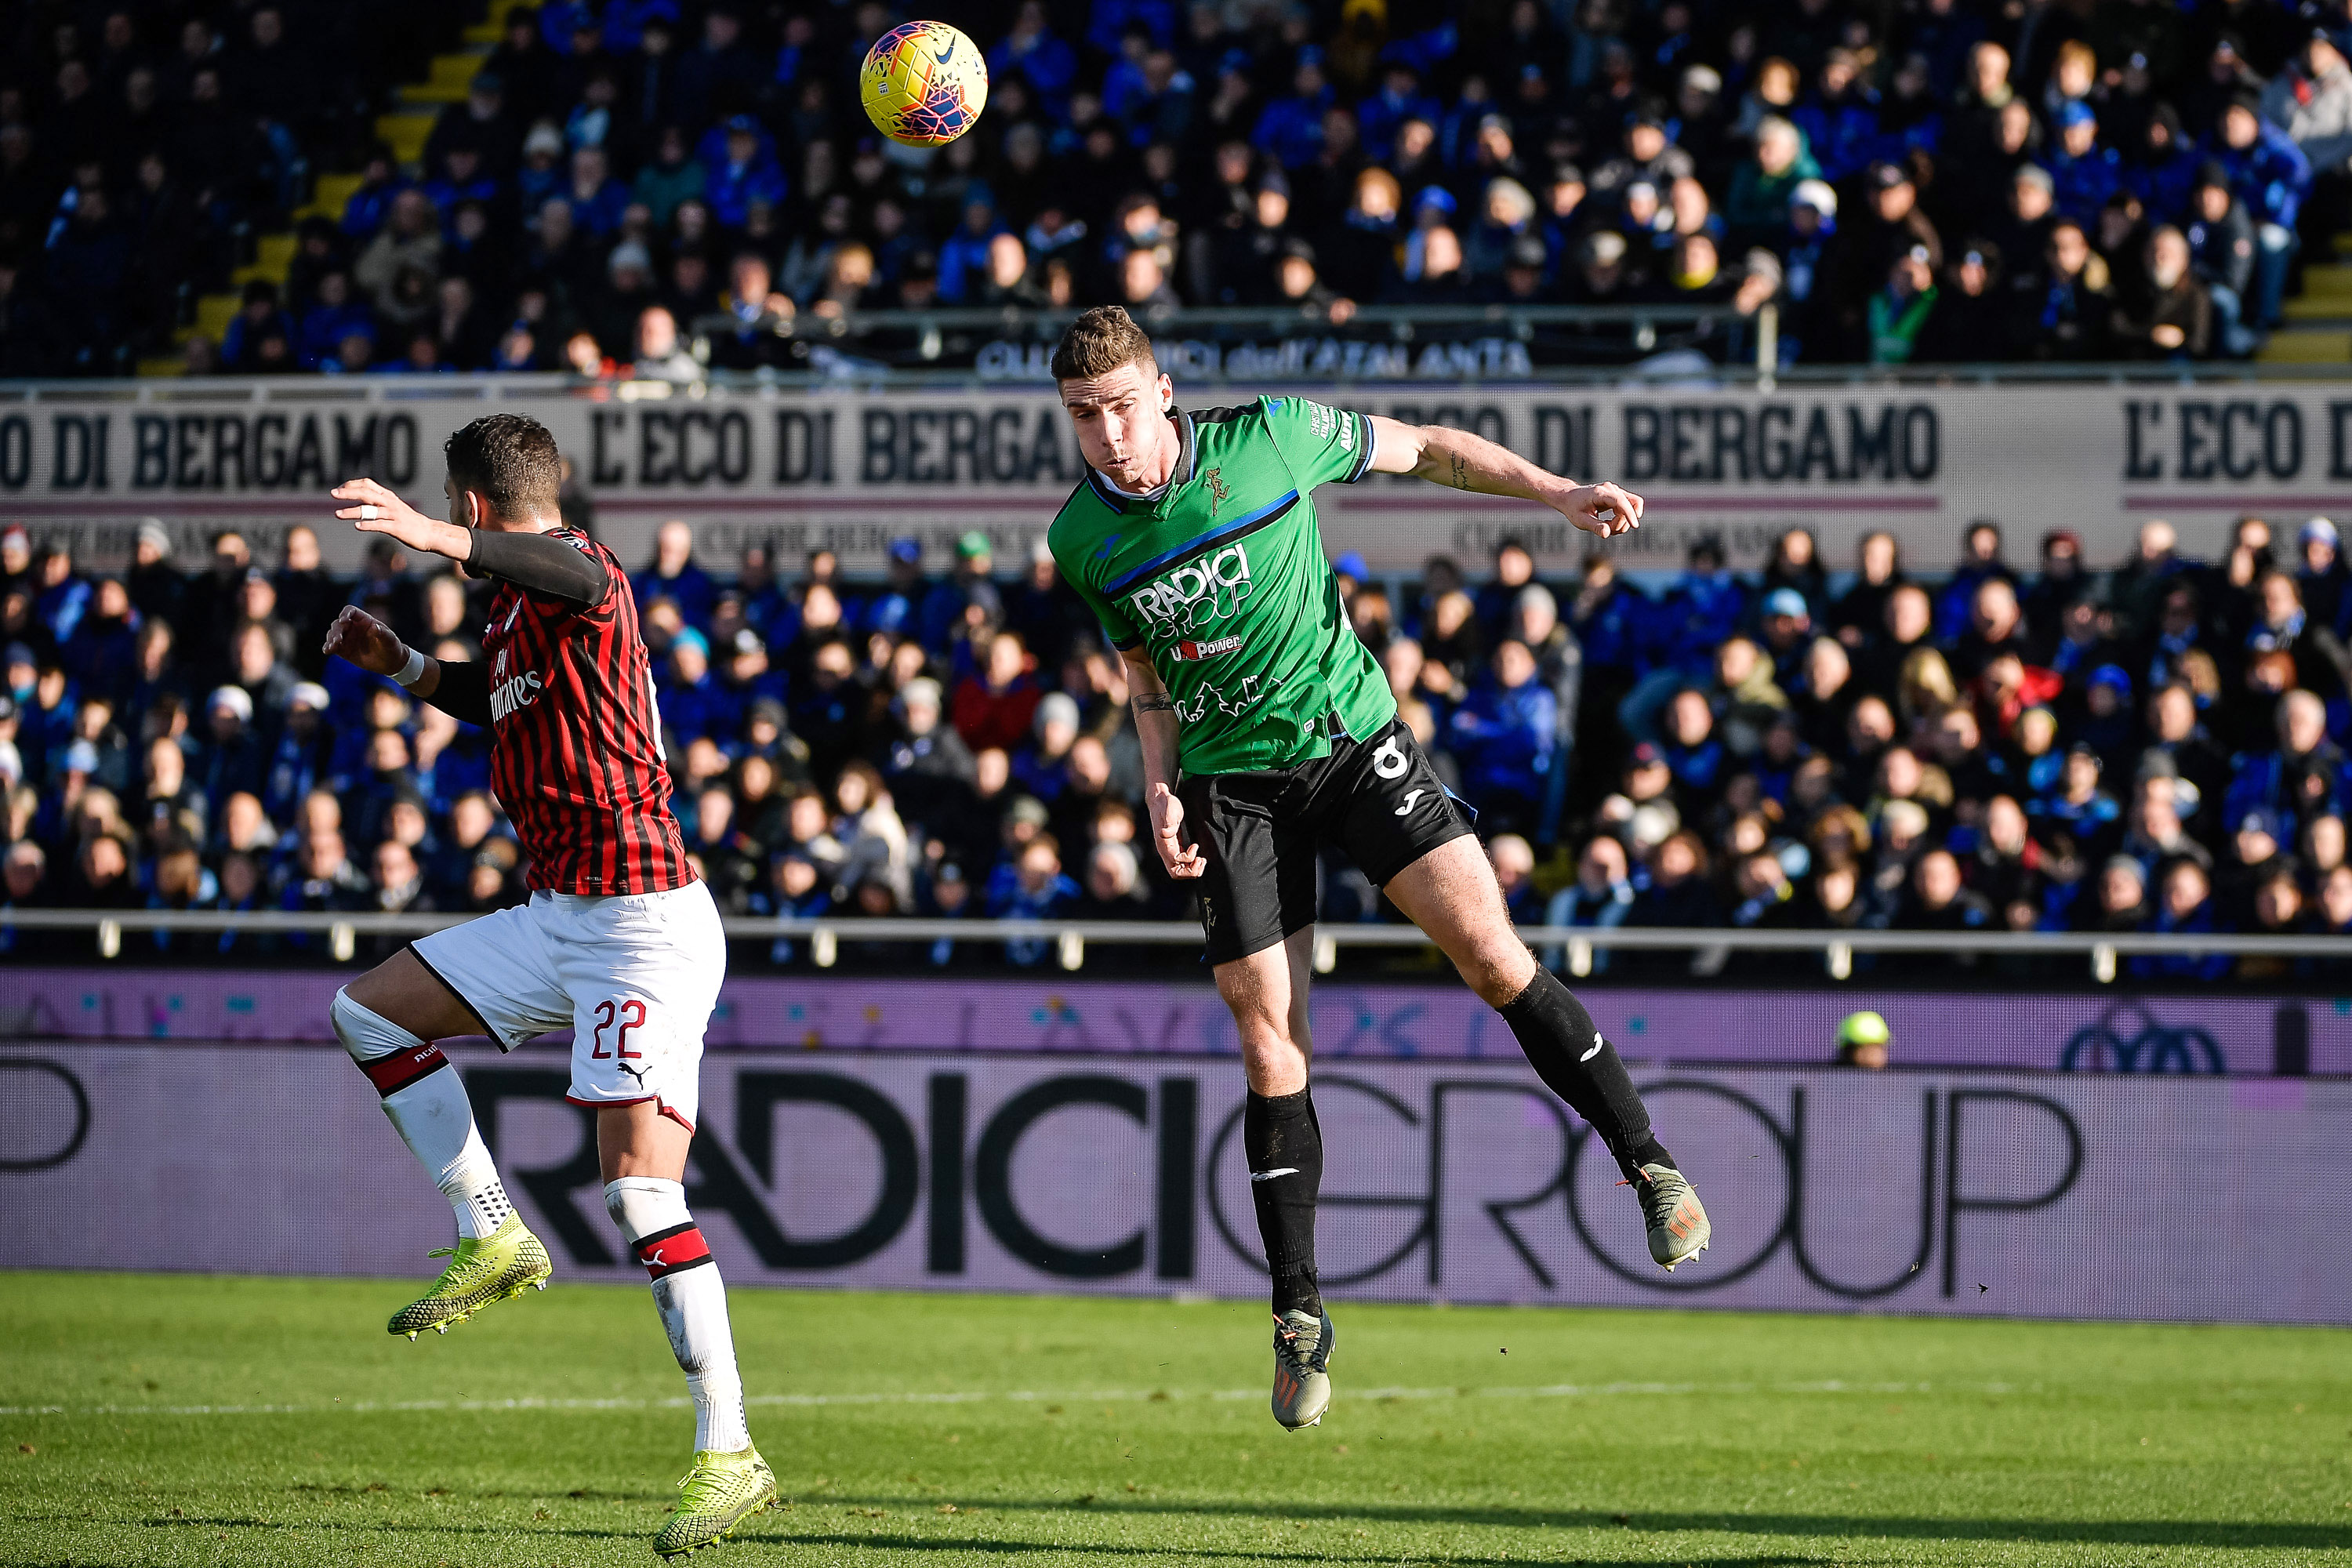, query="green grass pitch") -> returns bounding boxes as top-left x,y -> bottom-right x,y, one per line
0,1273 -> 2345,1566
